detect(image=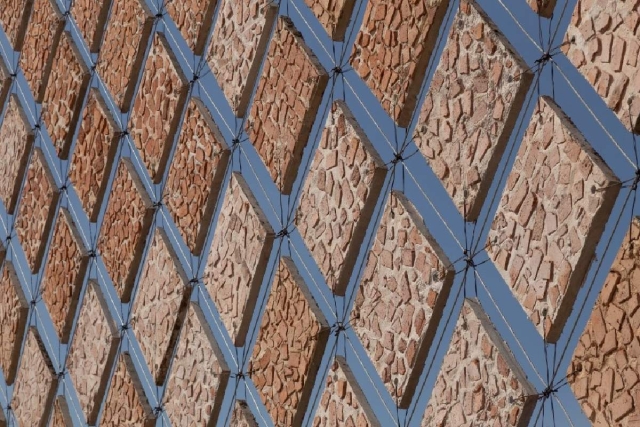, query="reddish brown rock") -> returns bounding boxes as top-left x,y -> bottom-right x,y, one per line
49,398 -> 72,427
229,401 -> 258,426
70,0 -> 110,51
526,0 -> 556,17
246,17 -> 329,193
568,217 -> 640,425
203,173 -> 274,345
249,259 -> 329,426
130,230 -> 190,385
296,100 -> 387,295
165,0 -> 217,54
39,209 -> 87,342
0,261 -> 28,385
14,149 -> 59,273
164,99 -> 230,254
163,304 -> 229,426
97,160 -> 153,301
563,0 -> 640,133
66,282 -> 119,423
487,97 -> 619,342
207,0 -> 277,117
68,89 -> 118,220
0,0 -> 33,50
304,0 -> 355,41
352,191 -> 454,407
421,299 -> 536,426
129,33 -> 189,182
350,0 -> 450,126
413,0 -> 532,220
